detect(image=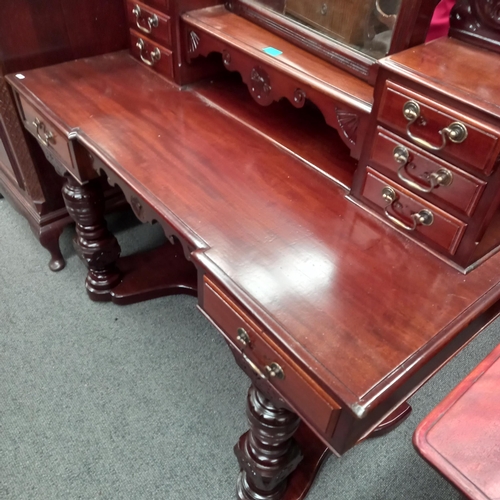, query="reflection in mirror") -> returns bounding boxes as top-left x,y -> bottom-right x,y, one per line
254,0 -> 402,58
